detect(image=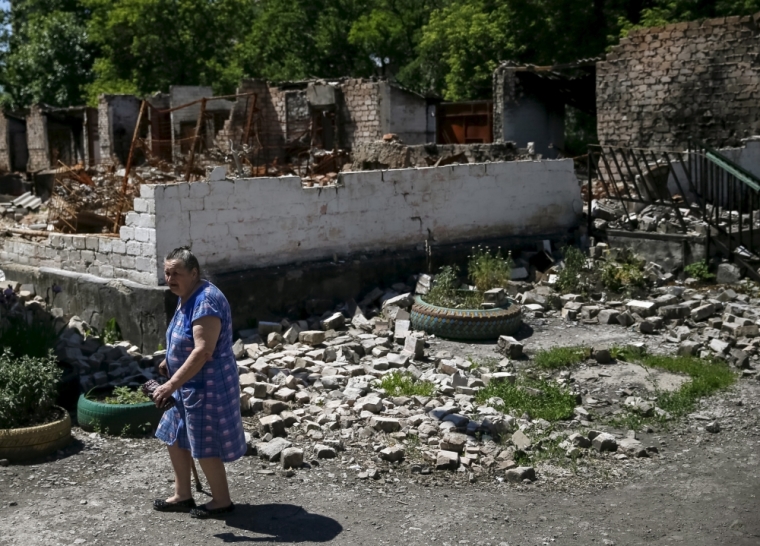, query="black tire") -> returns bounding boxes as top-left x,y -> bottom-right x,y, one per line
410,295 -> 522,340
